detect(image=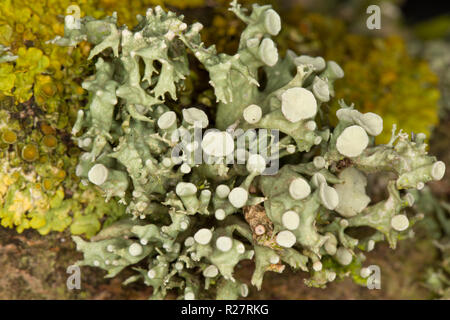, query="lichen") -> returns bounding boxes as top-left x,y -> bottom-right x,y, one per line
53,1 -> 444,299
